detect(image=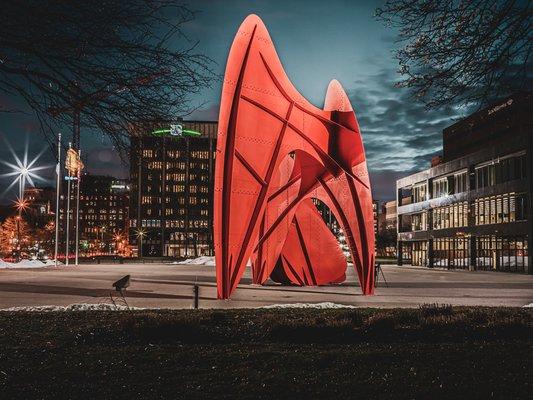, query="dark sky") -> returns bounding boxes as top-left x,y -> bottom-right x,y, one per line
0,0 -> 472,205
